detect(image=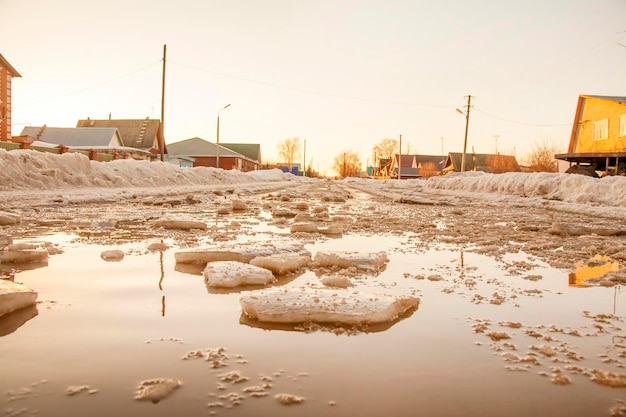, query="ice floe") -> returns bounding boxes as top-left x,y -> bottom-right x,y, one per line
204,261 -> 275,288
240,287 -> 419,326
175,243 -> 310,266
312,251 -> 389,272
249,254 -> 311,275
0,280 -> 38,316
